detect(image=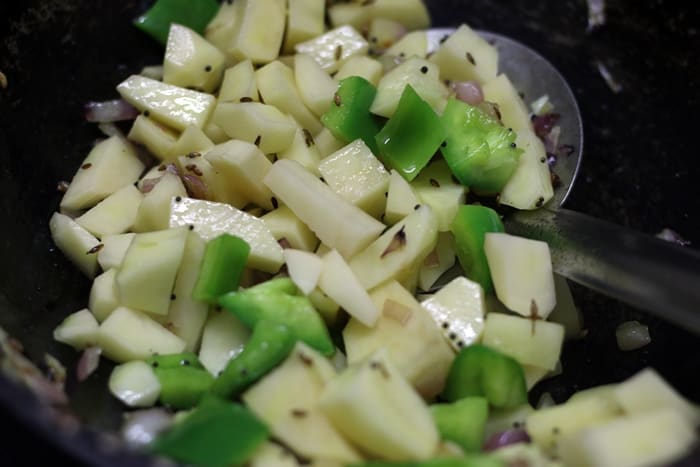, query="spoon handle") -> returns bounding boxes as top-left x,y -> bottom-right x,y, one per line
506,208 -> 700,334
